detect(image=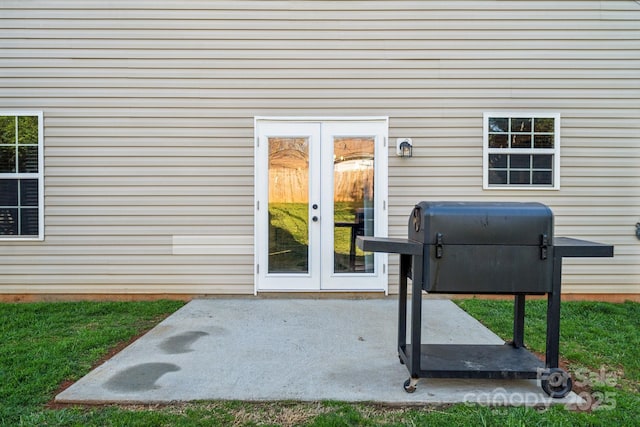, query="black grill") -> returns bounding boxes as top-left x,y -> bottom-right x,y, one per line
358,201 -> 614,398
409,201 -> 554,293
